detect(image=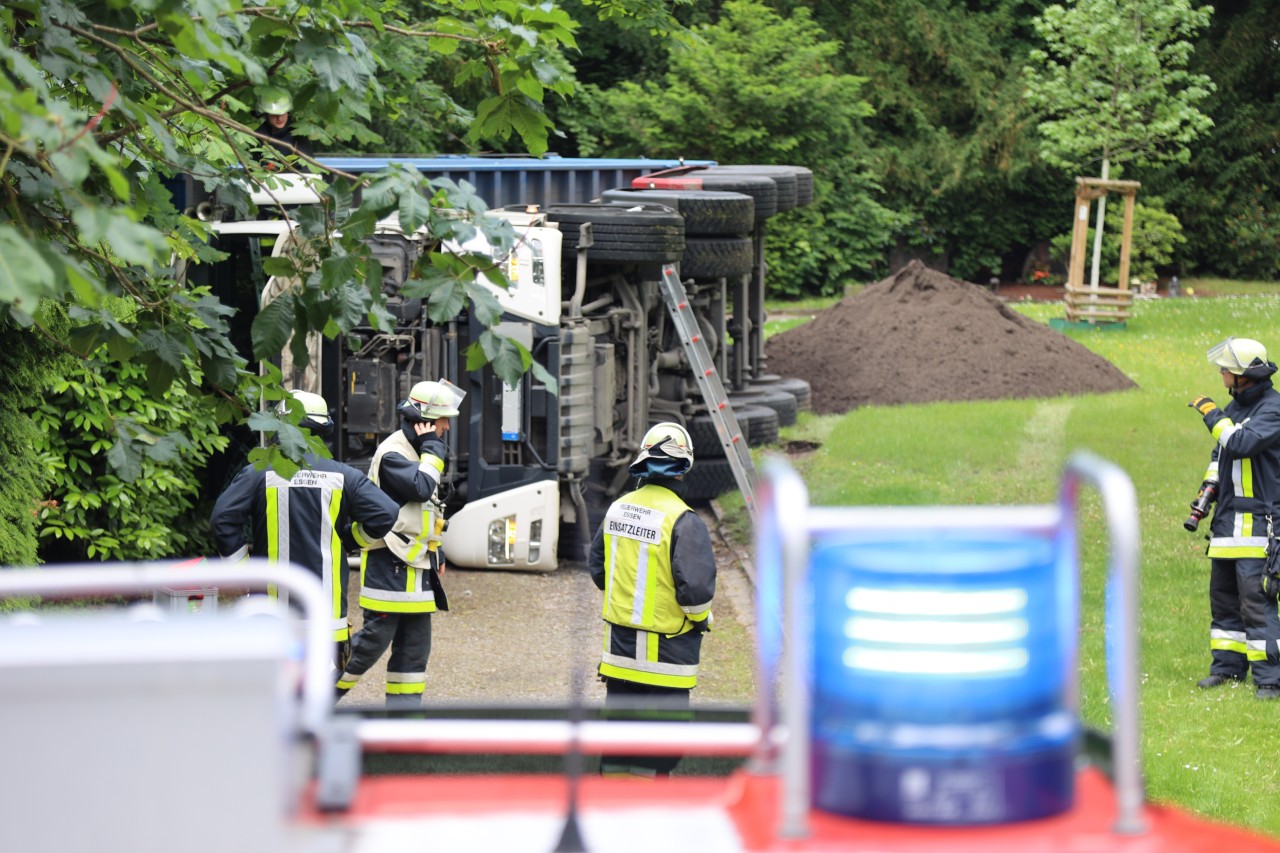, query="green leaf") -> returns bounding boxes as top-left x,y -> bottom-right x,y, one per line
252,291 -> 296,361
399,188 -> 431,234
0,227 -> 59,310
